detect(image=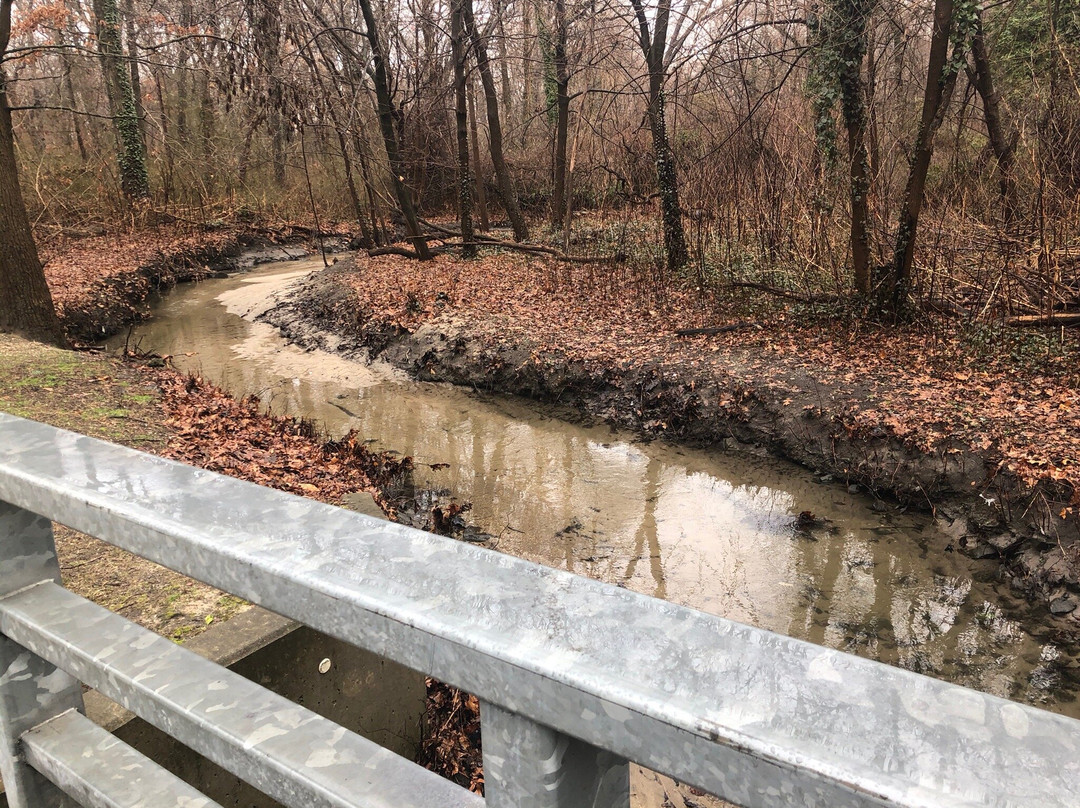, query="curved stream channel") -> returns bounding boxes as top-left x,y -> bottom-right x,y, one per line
114,256 -> 1080,718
